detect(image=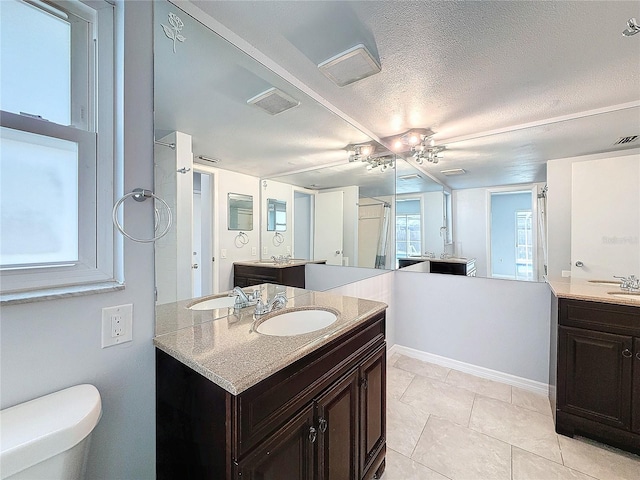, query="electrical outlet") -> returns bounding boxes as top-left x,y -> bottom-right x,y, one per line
221,248 -> 227,259
263,246 -> 268,255
251,246 -> 257,256
562,270 -> 571,278
102,304 -> 133,348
